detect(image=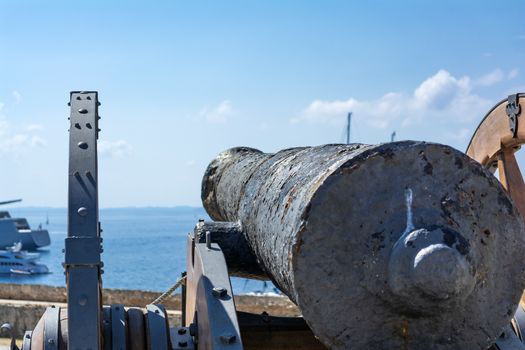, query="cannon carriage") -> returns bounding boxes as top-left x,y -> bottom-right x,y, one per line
8,92 -> 525,349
